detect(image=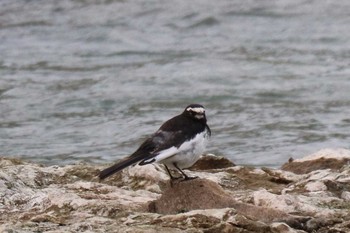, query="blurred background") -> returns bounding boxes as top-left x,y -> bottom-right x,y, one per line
0,0 -> 349,167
